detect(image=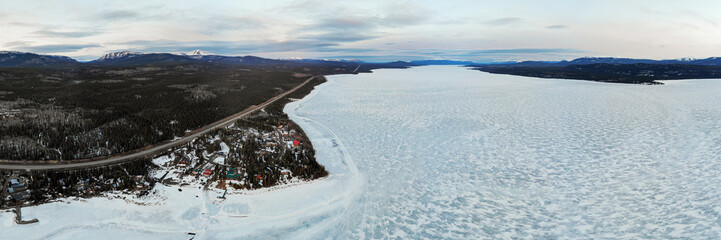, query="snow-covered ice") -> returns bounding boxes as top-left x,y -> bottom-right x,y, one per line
3,65 -> 721,239
282,66 -> 721,238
